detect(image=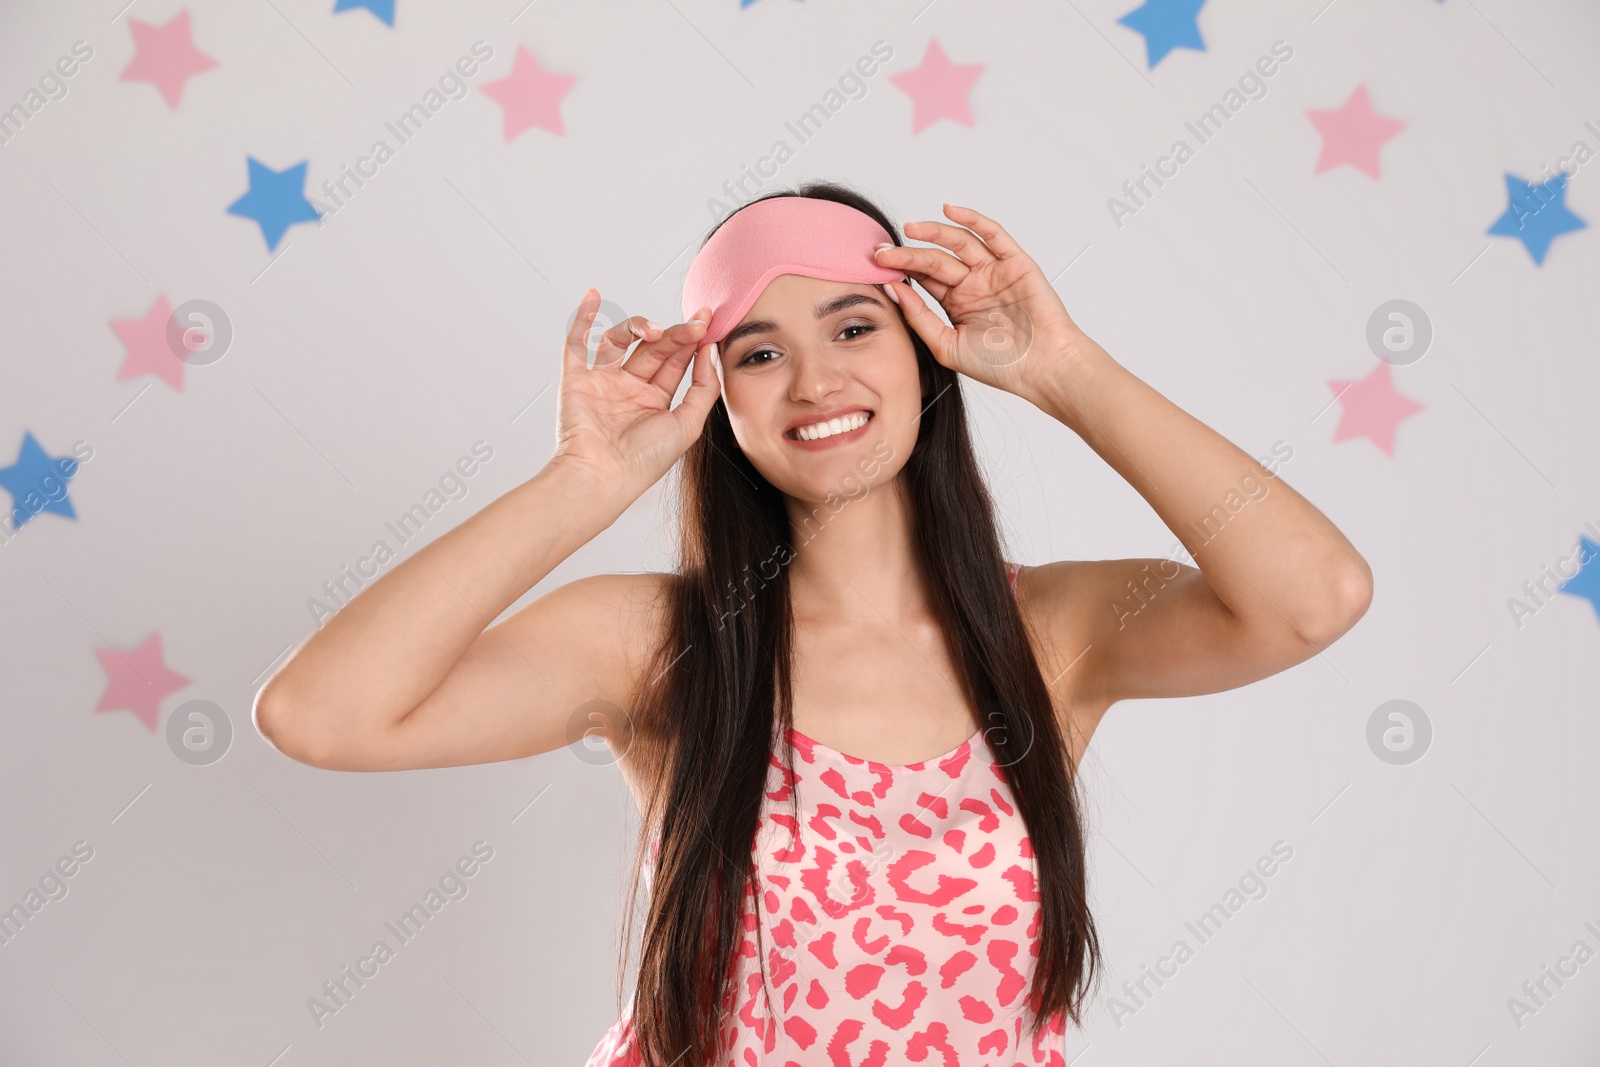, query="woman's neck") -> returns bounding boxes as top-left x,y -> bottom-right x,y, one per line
782,476 -> 930,622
